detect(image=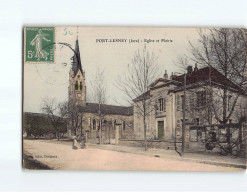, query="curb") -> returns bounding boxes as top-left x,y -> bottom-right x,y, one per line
88,144 -> 246,170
